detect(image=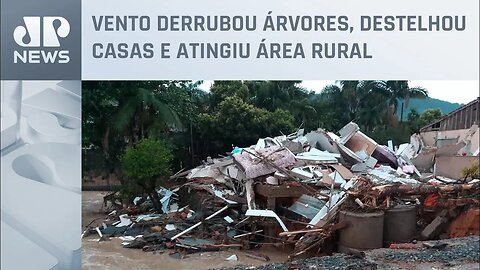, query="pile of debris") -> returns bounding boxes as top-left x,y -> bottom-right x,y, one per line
83,122 -> 480,261
402,124 -> 479,179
